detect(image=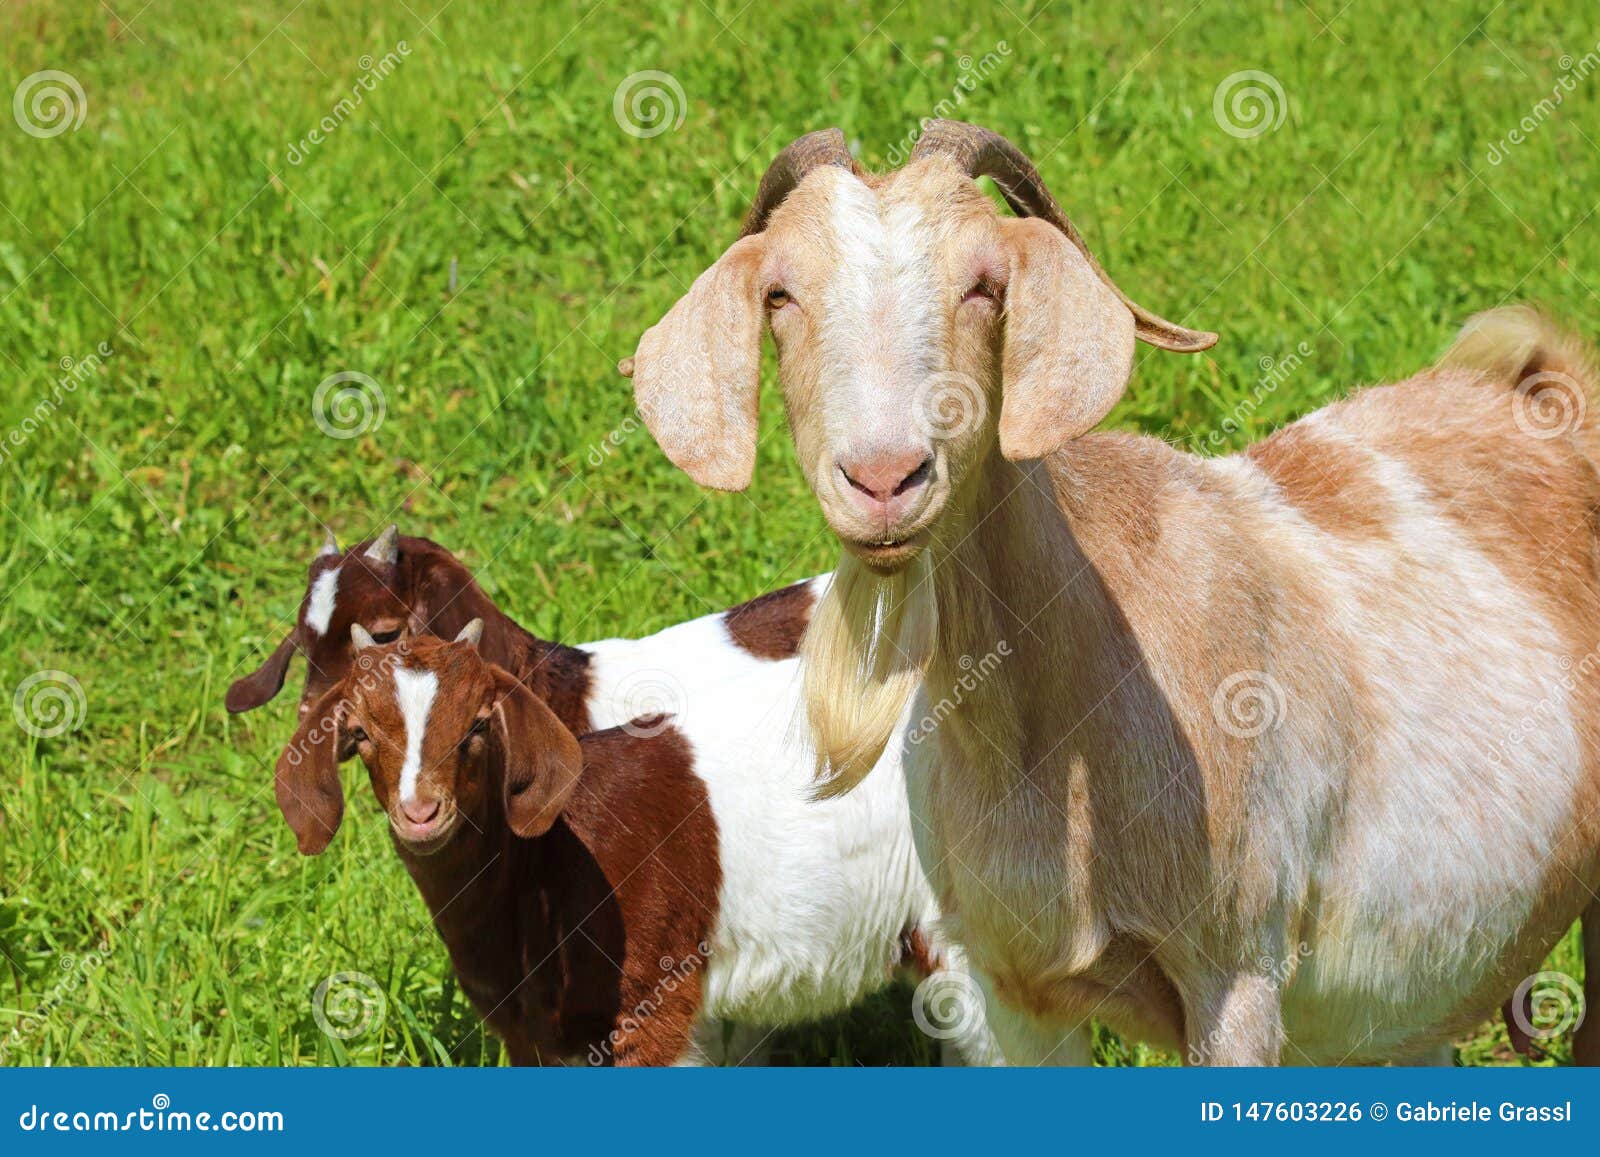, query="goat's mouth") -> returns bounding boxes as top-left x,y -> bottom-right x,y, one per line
388,804 -> 460,854
843,529 -> 929,572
